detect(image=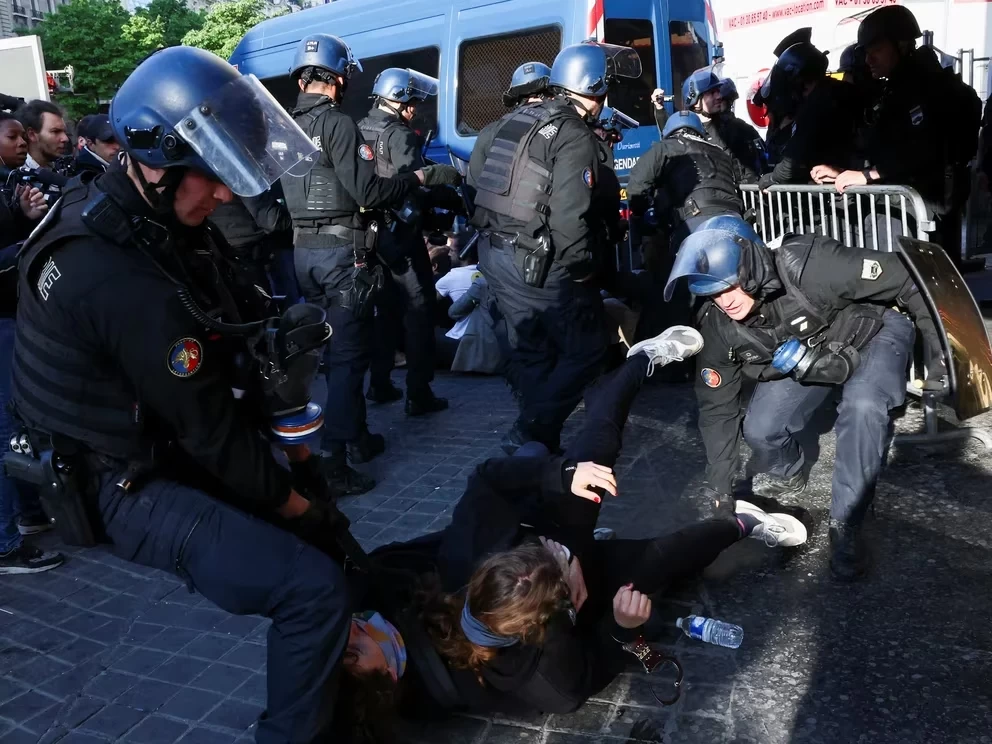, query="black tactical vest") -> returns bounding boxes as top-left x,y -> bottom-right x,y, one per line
658,134 -> 742,221
284,99 -> 360,224
726,235 -> 884,367
473,100 -> 574,226
357,114 -> 403,178
13,180 -> 153,458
